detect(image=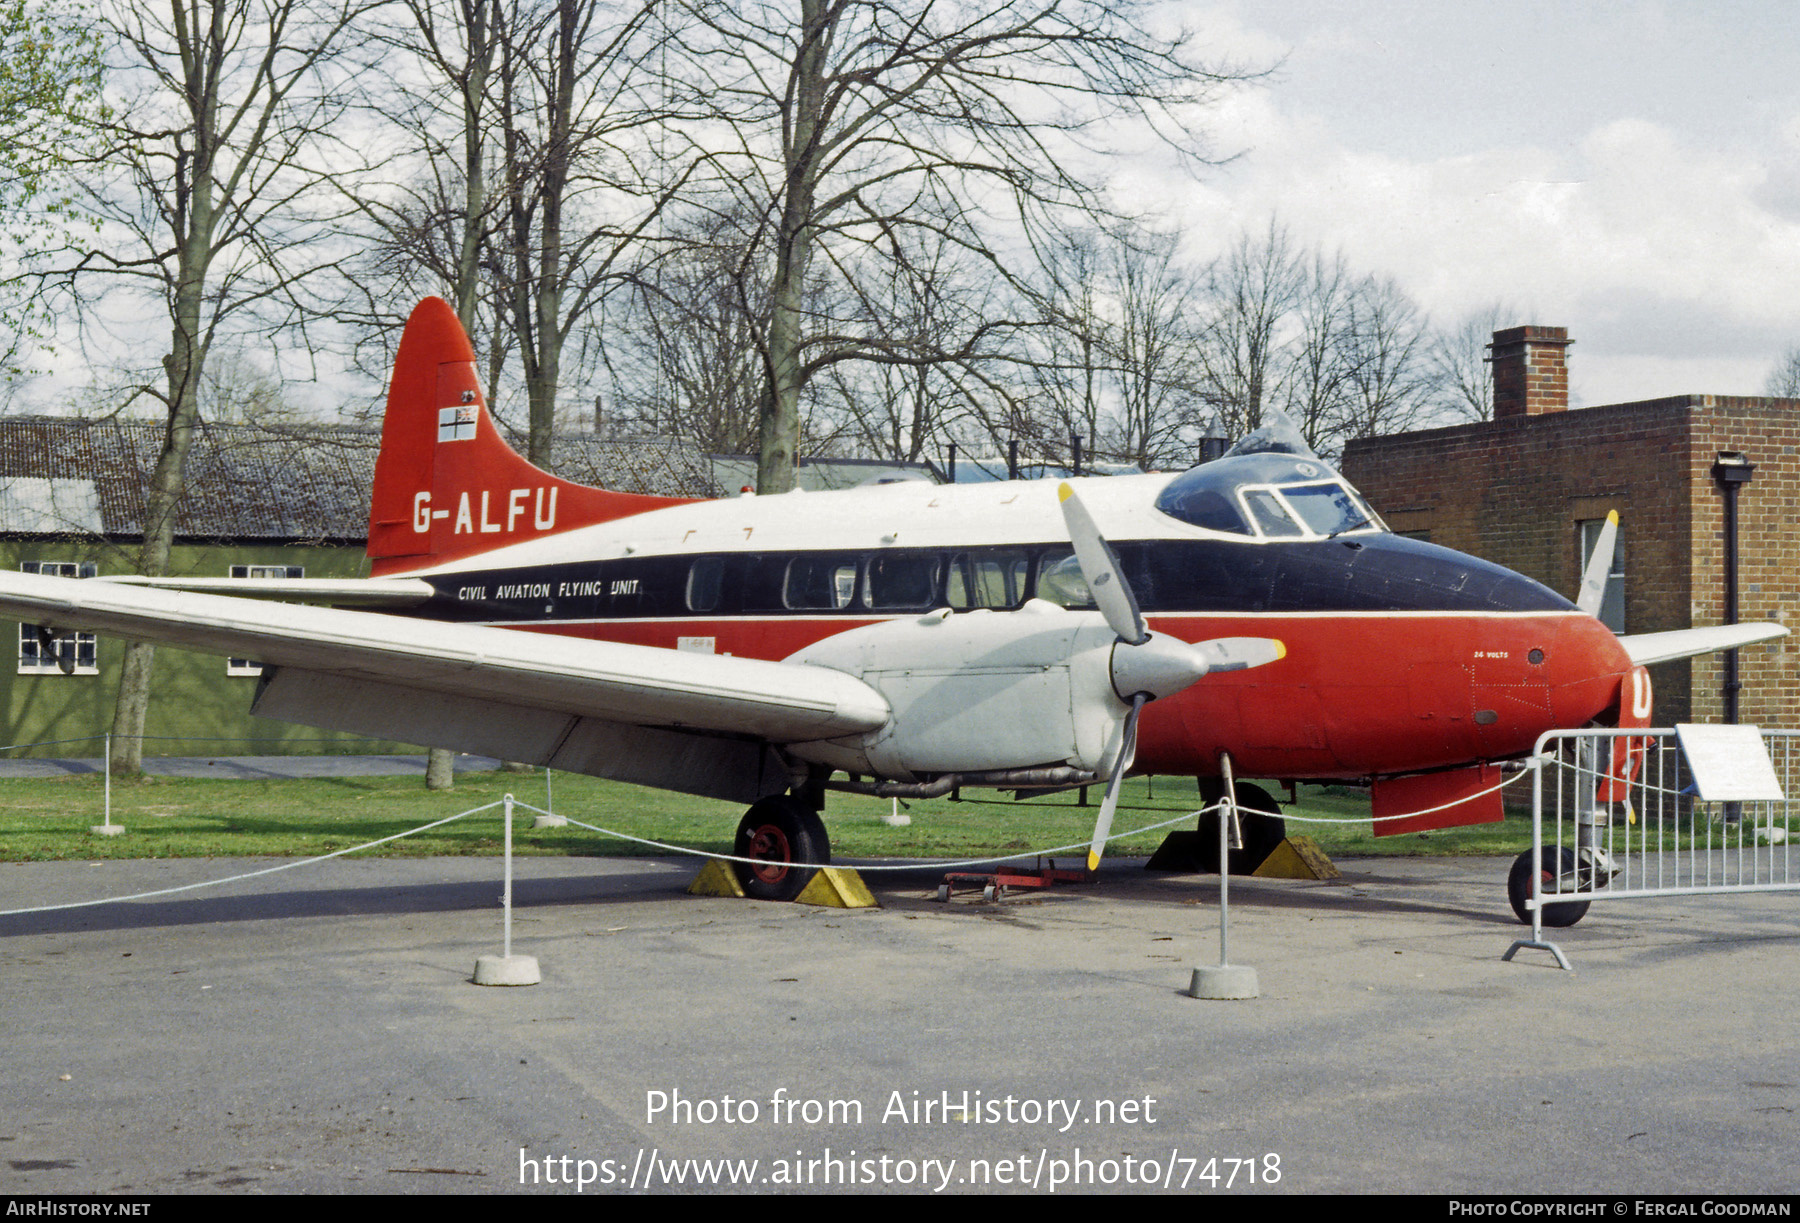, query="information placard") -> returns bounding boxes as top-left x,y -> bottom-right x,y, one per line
1674,724 -> 1786,802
